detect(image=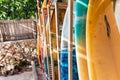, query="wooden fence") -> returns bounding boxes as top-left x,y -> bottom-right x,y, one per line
0,19 -> 37,42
